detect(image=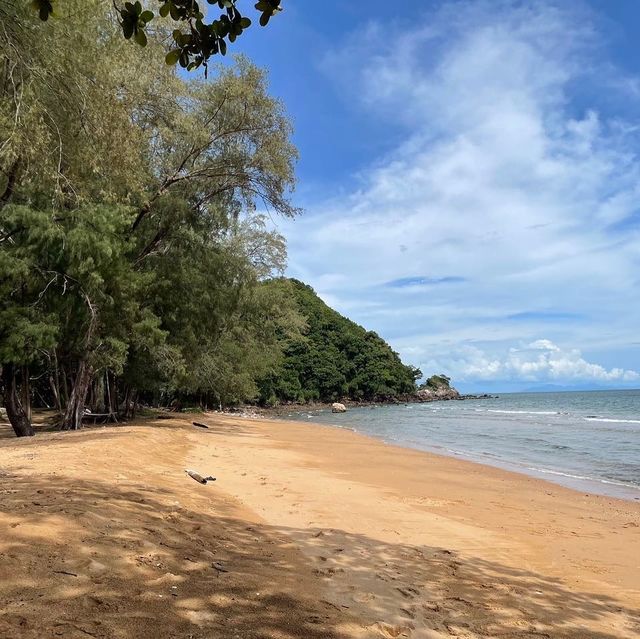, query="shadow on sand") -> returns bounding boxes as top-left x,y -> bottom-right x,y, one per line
0,467 -> 638,637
